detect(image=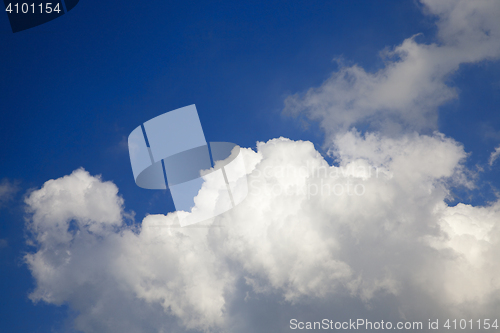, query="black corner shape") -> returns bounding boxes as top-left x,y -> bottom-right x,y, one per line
64,0 -> 78,12
4,0 -> 79,33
